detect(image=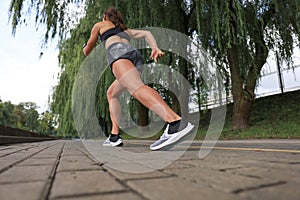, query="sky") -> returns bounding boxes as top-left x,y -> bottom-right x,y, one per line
0,1 -> 60,113
0,1 -> 299,114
